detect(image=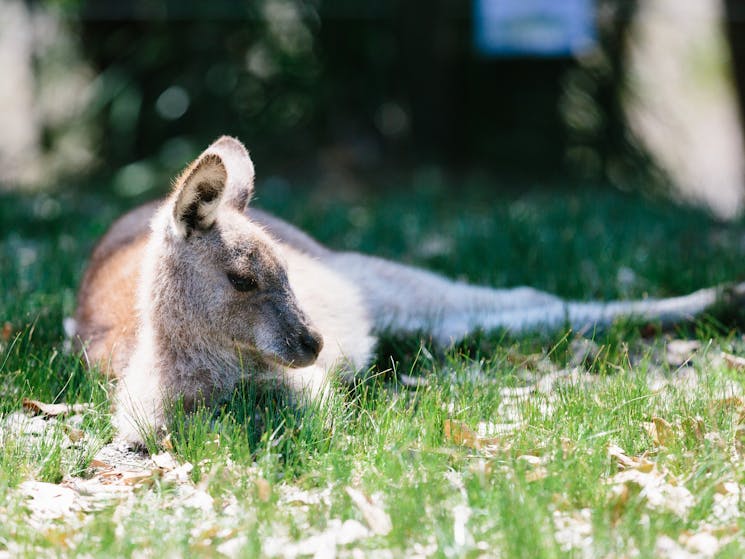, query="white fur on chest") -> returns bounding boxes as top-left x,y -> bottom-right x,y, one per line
280,244 -> 376,376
